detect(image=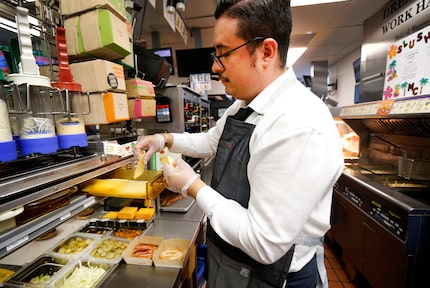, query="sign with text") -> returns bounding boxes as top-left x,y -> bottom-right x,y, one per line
383,25 -> 430,99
